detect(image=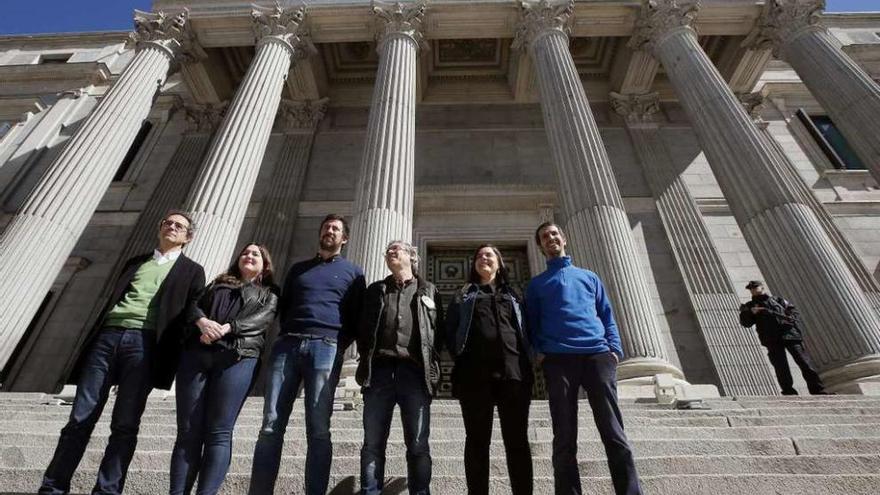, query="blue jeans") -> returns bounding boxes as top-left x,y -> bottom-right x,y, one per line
543,352 -> 642,495
249,335 -> 342,495
360,360 -> 432,495
40,328 -> 155,495
169,347 -> 257,495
